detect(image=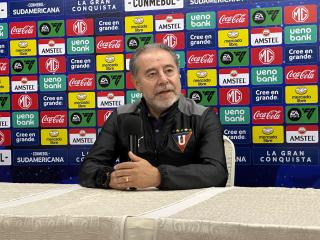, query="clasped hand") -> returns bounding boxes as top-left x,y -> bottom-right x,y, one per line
108,151 -> 161,190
